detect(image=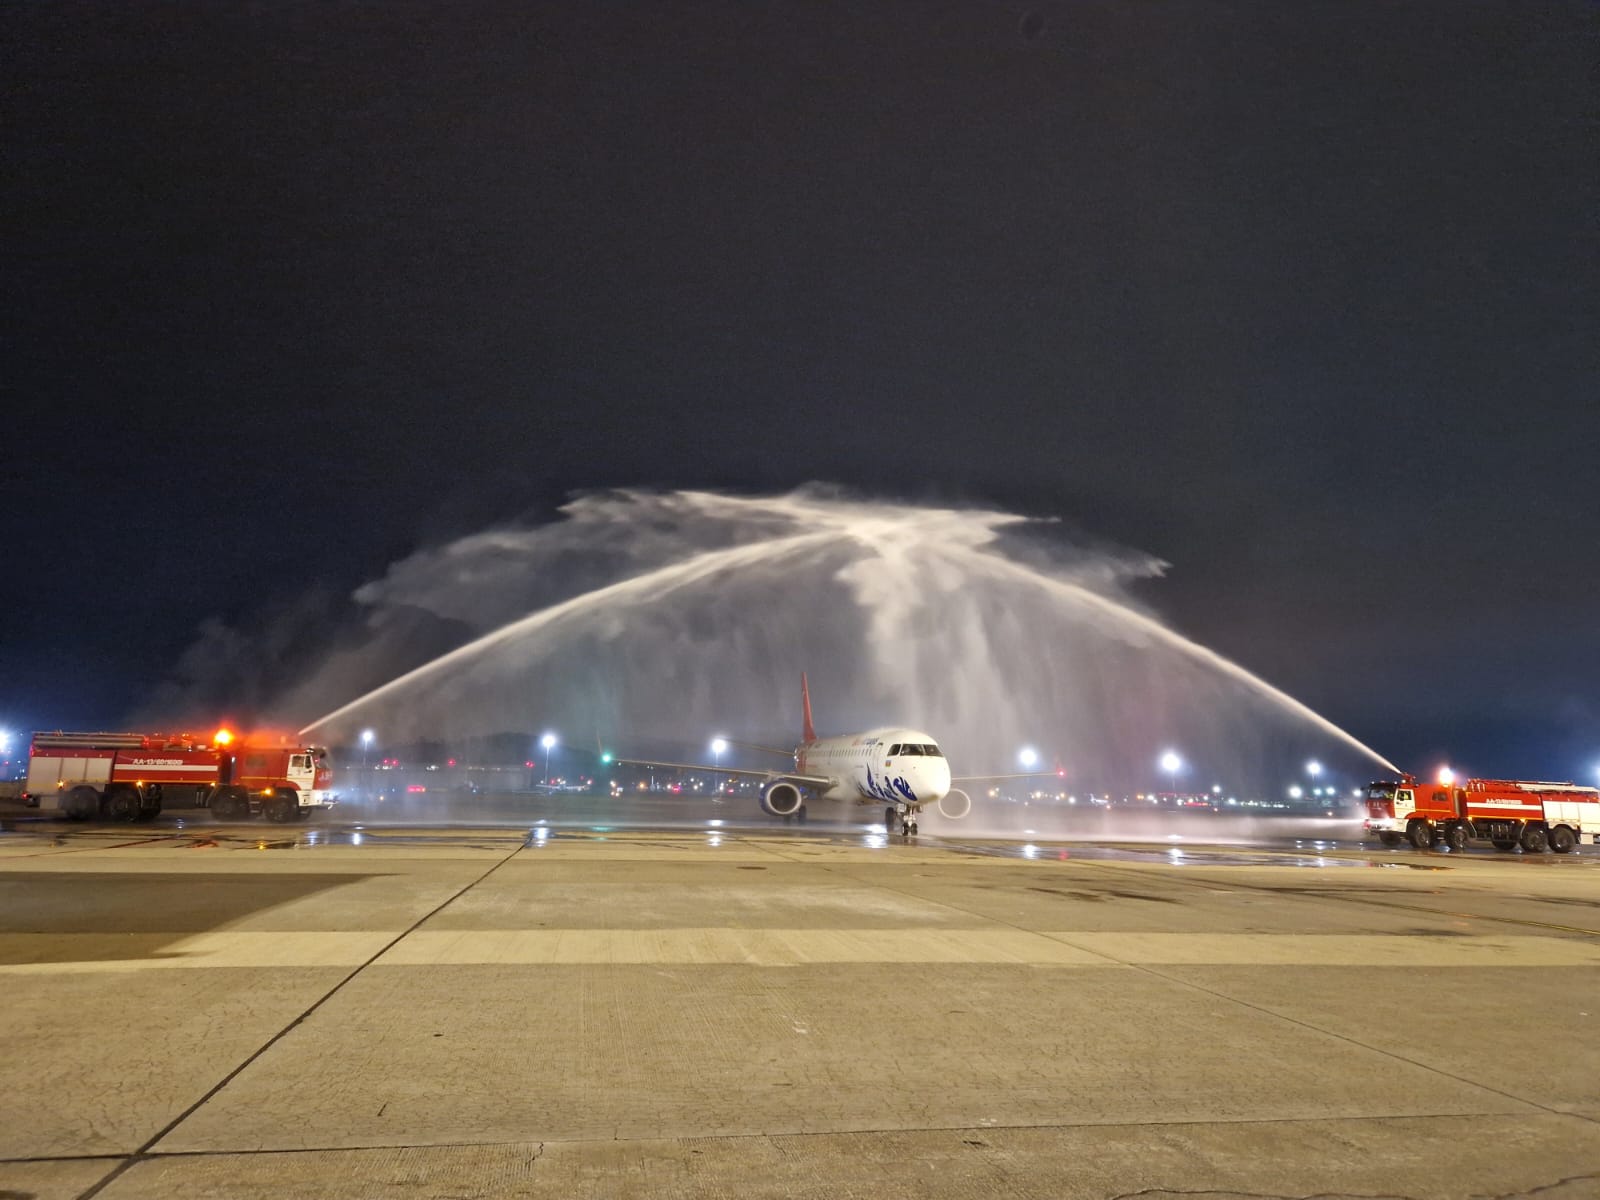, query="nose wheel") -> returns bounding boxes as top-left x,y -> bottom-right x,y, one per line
884,805 -> 918,836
